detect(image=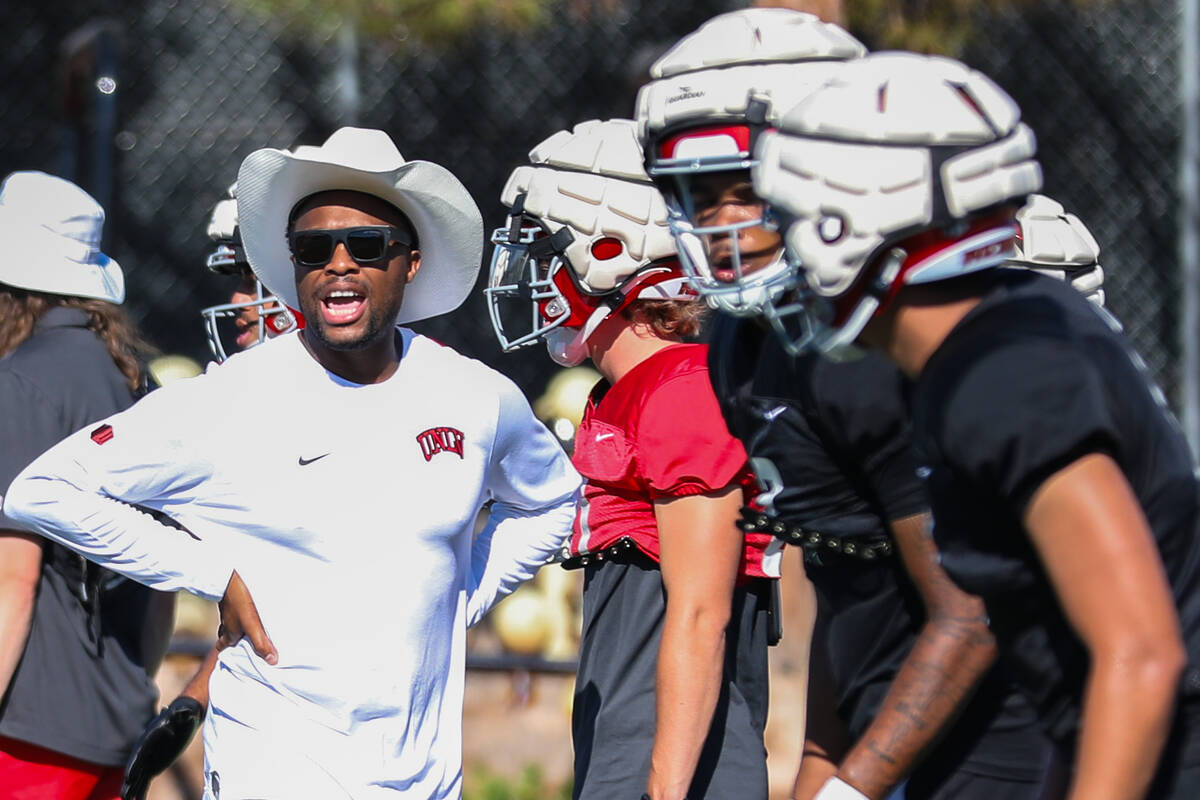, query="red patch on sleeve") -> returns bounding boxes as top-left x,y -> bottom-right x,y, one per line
90,424 -> 114,445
